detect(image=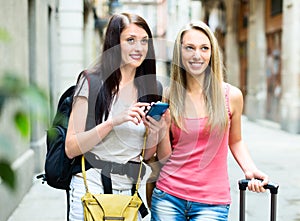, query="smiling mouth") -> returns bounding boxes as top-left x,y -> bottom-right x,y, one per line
130,54 -> 143,60
189,61 -> 204,68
